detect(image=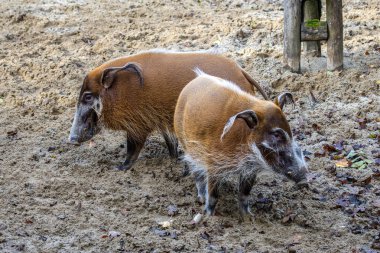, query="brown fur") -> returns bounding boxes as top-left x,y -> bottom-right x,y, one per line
174,73 -> 291,169
80,51 -> 268,143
